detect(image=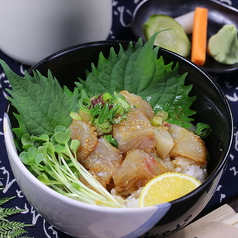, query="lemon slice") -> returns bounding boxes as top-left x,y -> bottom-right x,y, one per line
138,172 -> 201,207
142,14 -> 191,57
